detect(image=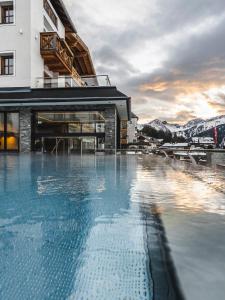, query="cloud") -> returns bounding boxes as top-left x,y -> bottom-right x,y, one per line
65,0 -> 225,123
171,110 -> 197,123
